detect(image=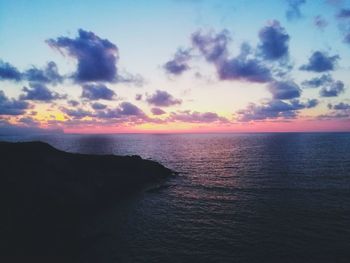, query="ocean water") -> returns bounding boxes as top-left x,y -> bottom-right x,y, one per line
2,133 -> 350,262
